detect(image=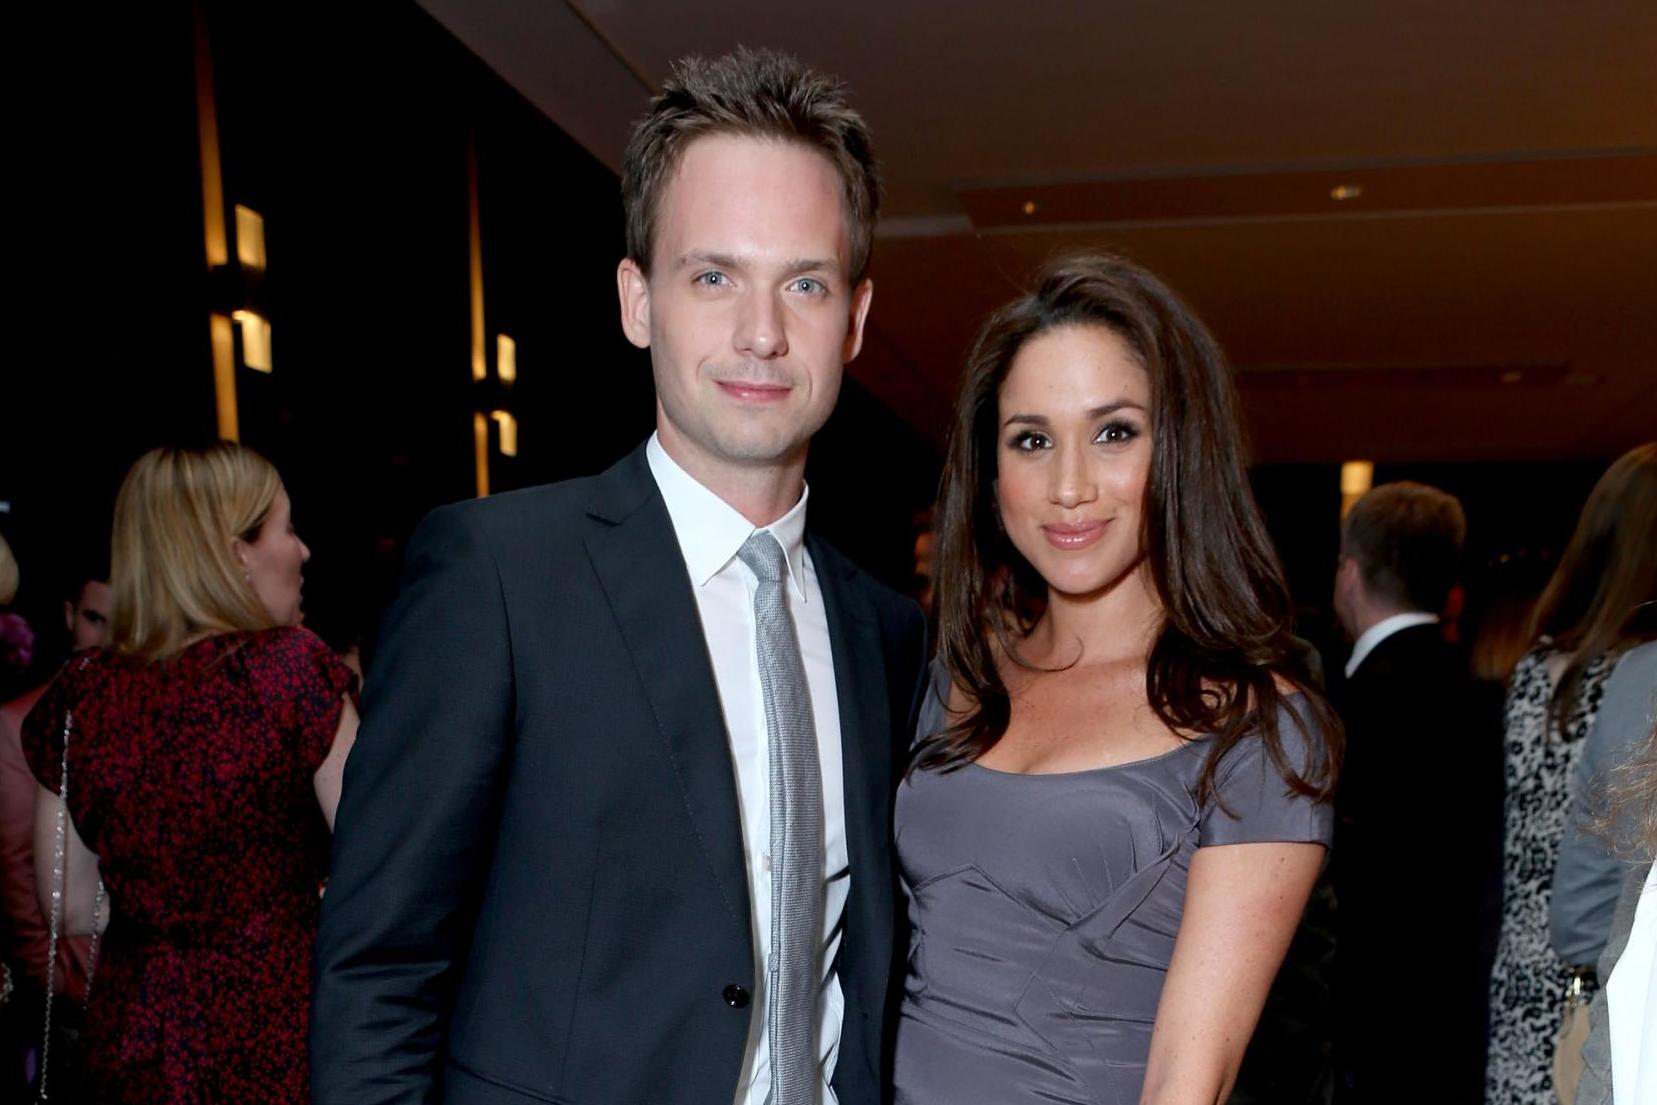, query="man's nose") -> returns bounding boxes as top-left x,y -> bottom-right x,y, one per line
734,288 -> 788,359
